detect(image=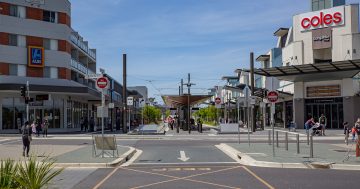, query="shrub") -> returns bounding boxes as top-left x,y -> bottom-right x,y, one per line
0,159 -> 19,189
14,156 -> 63,189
